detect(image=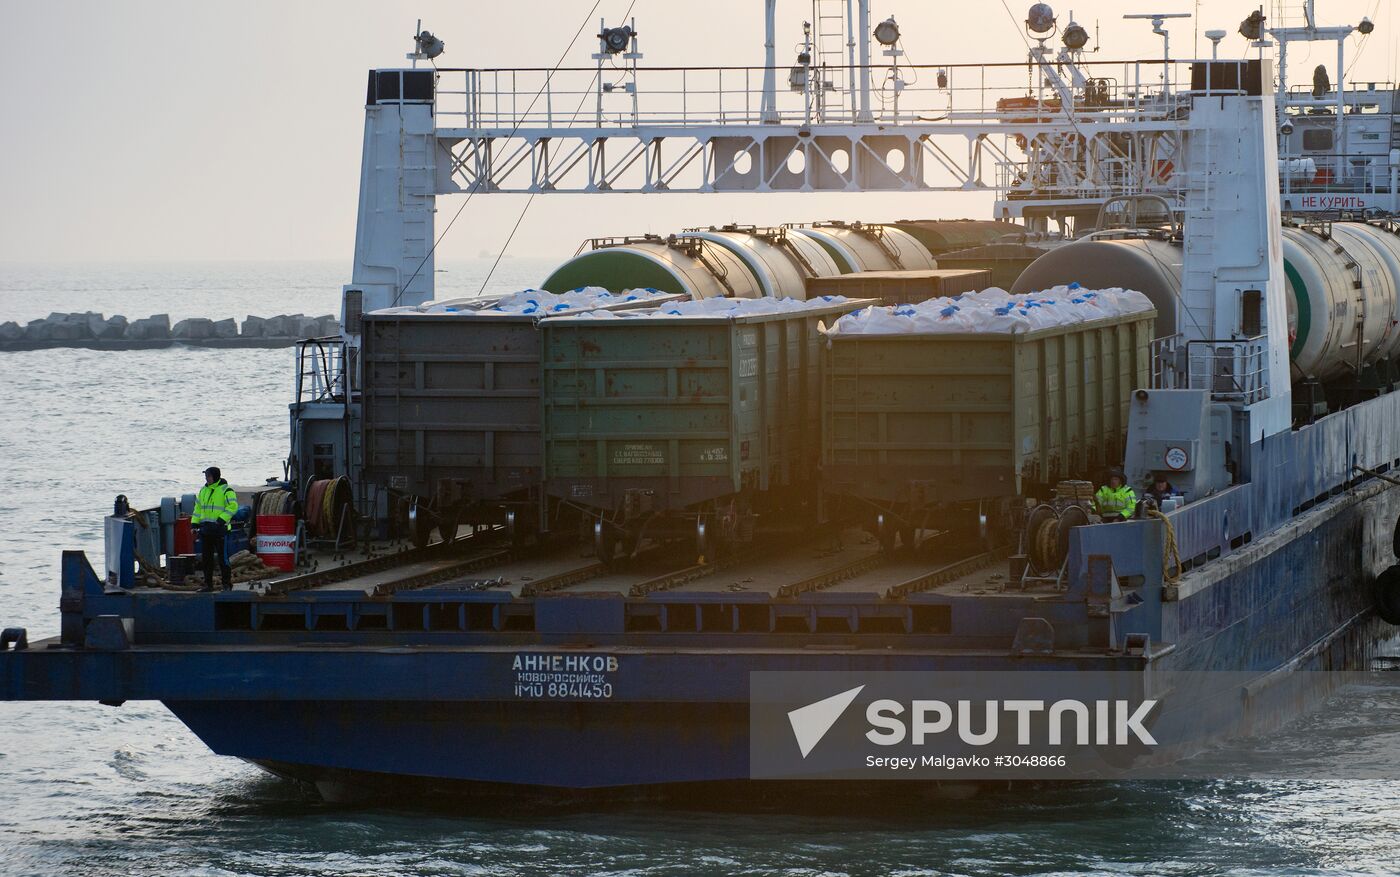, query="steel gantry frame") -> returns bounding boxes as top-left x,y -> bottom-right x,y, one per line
427,60 -> 1193,218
